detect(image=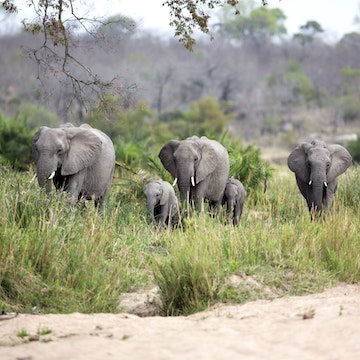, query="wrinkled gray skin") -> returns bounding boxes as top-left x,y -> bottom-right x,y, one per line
288,140 -> 352,217
222,178 -> 246,226
32,123 -> 115,210
159,136 -> 229,211
143,179 -> 179,227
